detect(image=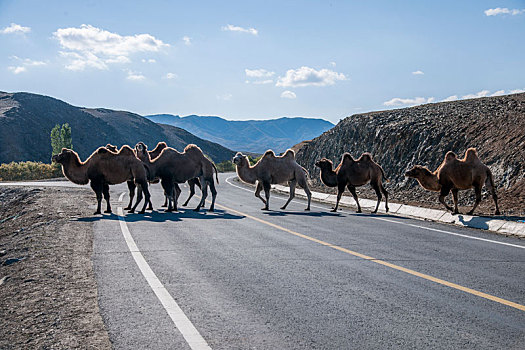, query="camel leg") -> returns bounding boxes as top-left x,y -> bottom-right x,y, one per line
371,182 -> 382,214
208,180 -> 217,212
380,182 -> 389,213
467,183 -> 482,216
300,178 -> 312,211
439,185 -> 454,213
261,181 -> 271,210
103,183 -> 112,213
281,179 -> 296,210
138,181 -> 151,214
452,189 -> 459,214
90,181 -> 103,215
254,181 -> 267,205
173,183 -> 181,212
161,179 -> 175,212
485,177 -> 501,215
194,176 -> 208,212
347,185 -> 361,213
130,183 -> 144,214
162,195 -> 168,208
332,182 -> 346,212
183,179 -> 196,206
124,180 -> 135,210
